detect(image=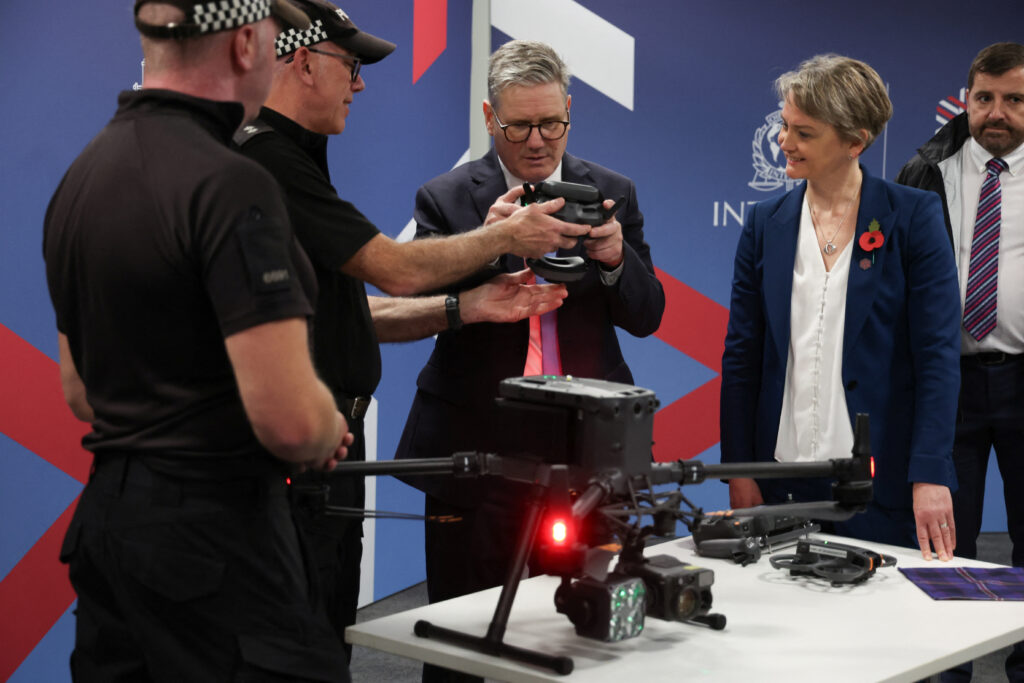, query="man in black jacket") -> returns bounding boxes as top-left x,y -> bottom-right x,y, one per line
43,1 -> 362,680
897,41 -> 1024,683
237,0 -> 578,662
